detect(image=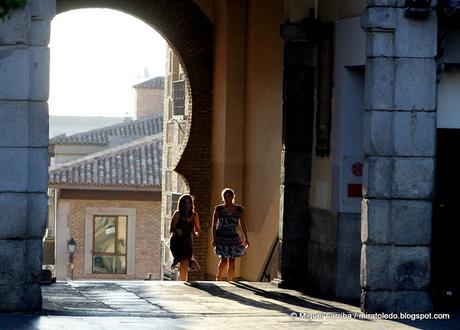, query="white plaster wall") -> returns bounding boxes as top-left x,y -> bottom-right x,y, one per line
284,0 -> 315,22
338,68 -> 365,213
310,16 -> 365,212
438,67 -> 460,129
55,201 -> 70,281
318,0 -> 366,22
